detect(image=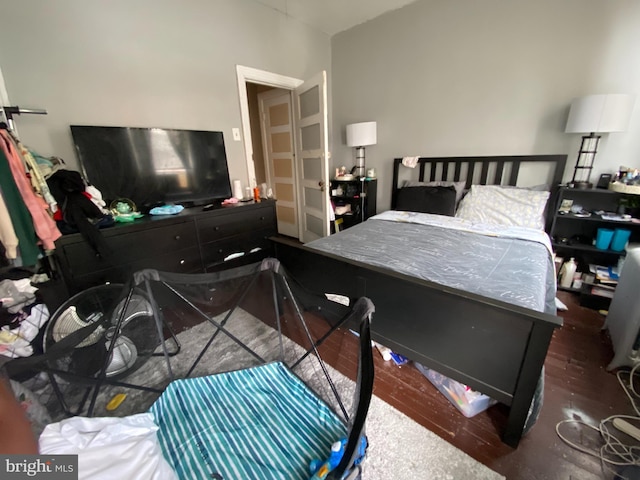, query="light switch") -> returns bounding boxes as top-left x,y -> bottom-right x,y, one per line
232,128 -> 241,141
